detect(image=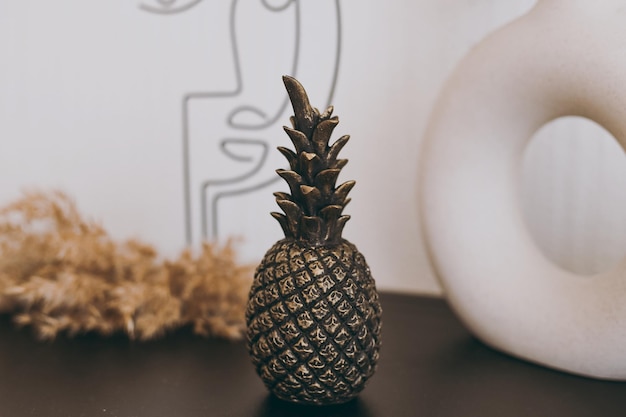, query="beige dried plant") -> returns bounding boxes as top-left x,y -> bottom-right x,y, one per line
0,190 -> 253,341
